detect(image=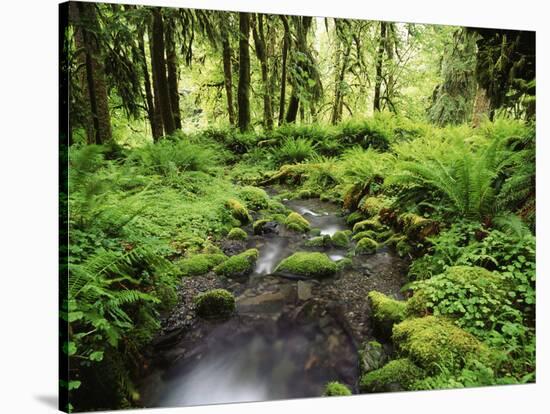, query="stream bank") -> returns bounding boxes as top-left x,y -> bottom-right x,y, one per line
140,197 -> 407,408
